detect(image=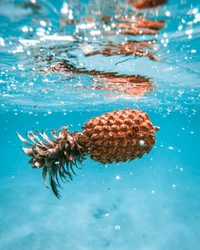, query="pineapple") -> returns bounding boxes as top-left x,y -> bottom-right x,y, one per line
17,108 -> 159,198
